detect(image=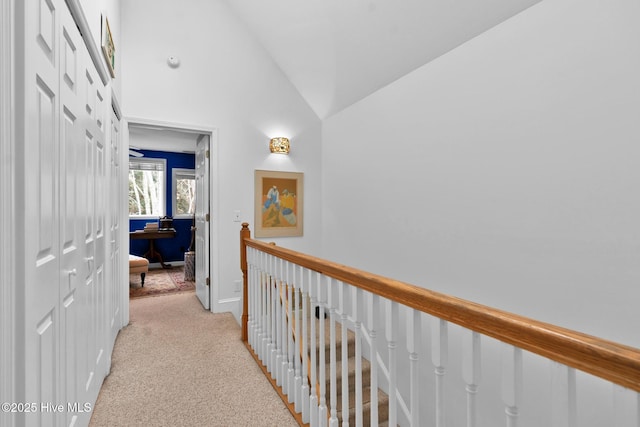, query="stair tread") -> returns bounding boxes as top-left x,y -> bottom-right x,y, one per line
299,302 -> 390,424
336,390 -> 391,425
333,385 -> 389,412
